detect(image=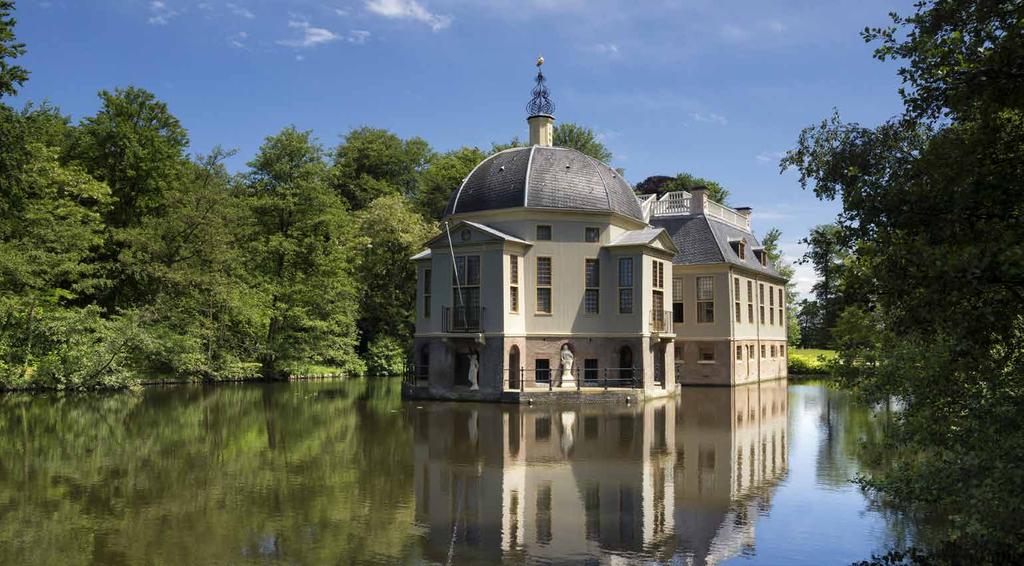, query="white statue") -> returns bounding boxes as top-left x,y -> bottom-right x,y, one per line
560,411 -> 576,453
560,344 -> 575,388
468,352 -> 479,390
